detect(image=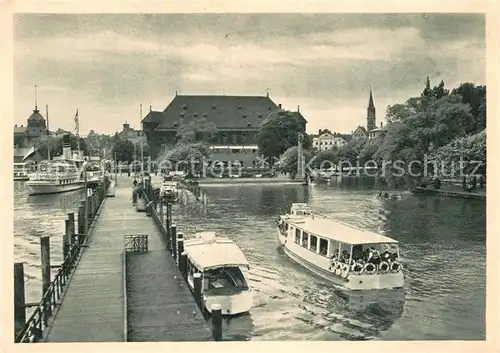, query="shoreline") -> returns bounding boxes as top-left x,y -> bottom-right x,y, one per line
197,177 -> 305,186
412,187 -> 486,200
